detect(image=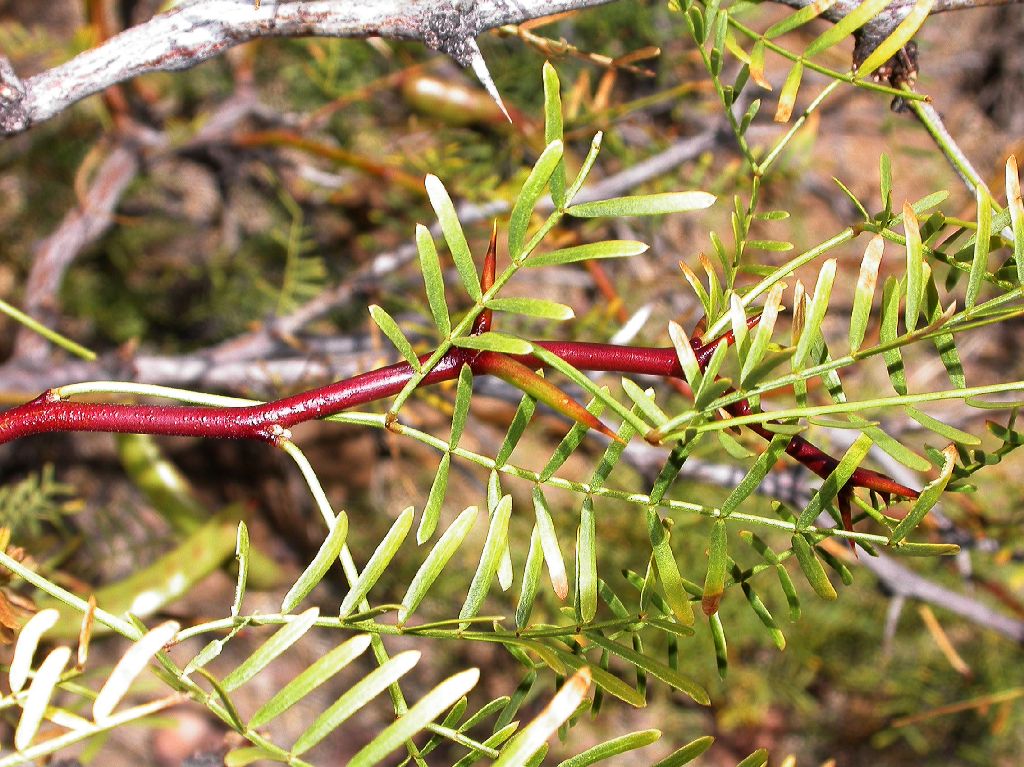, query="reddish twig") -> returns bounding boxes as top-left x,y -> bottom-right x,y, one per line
0,331 -> 919,502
